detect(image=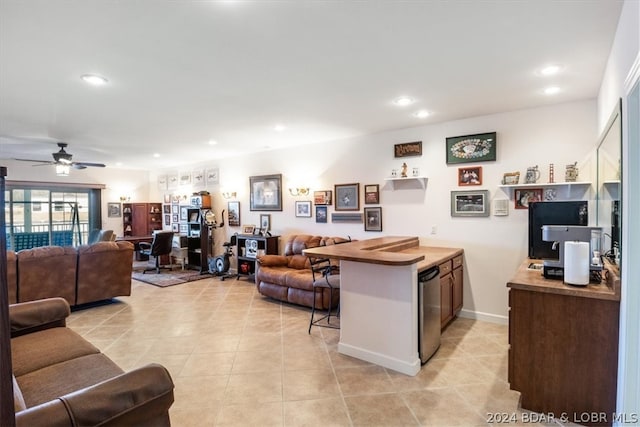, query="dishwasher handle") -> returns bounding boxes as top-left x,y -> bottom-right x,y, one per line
418,266 -> 439,283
